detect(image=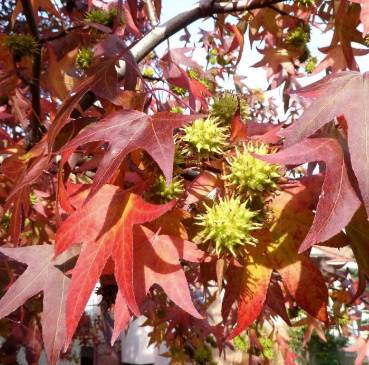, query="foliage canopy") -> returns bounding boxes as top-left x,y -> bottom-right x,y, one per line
1,0 -> 369,363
